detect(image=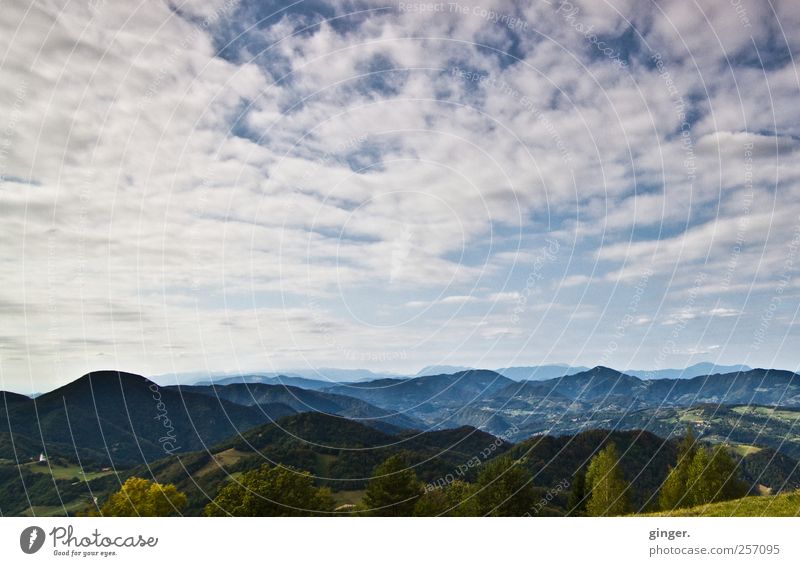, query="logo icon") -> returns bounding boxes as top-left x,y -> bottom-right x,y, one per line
20,526 -> 45,554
